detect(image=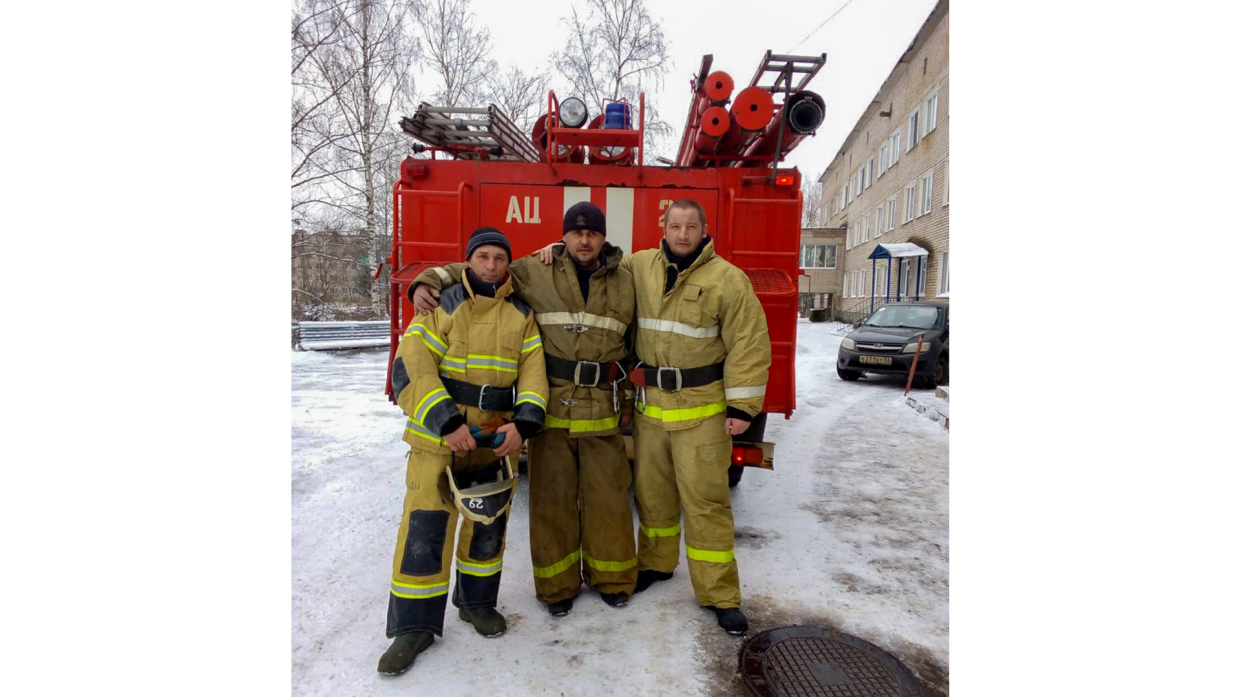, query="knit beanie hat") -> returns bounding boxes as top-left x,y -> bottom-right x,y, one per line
563,201 -> 606,236
466,226 -> 512,260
